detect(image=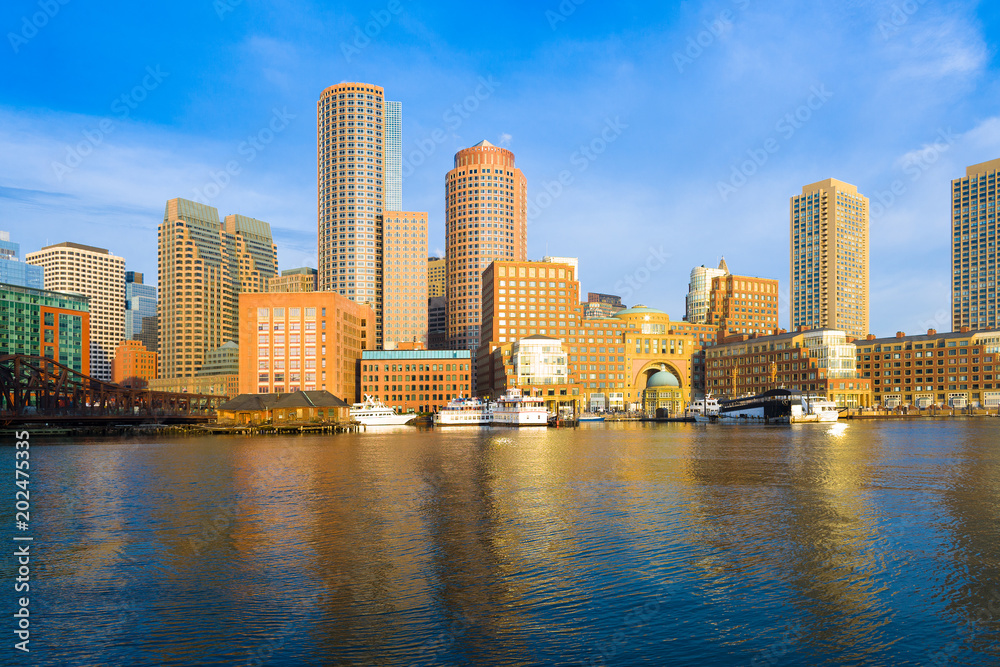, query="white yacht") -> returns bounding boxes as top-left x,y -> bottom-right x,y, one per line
350,395 -> 416,426
434,397 -> 492,426
685,395 -> 720,422
491,388 -> 549,426
799,394 -> 841,423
